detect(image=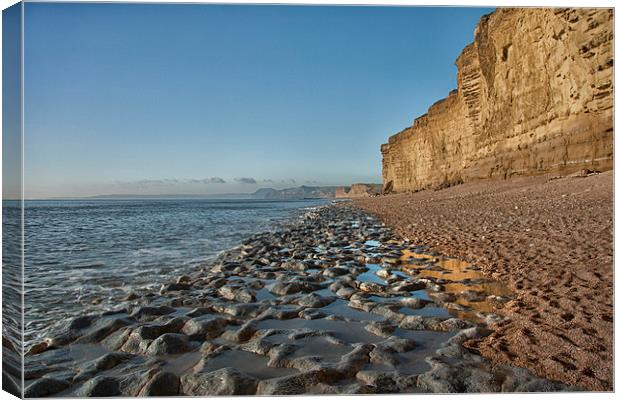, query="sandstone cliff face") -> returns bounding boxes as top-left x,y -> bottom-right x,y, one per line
382,8 -> 613,192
